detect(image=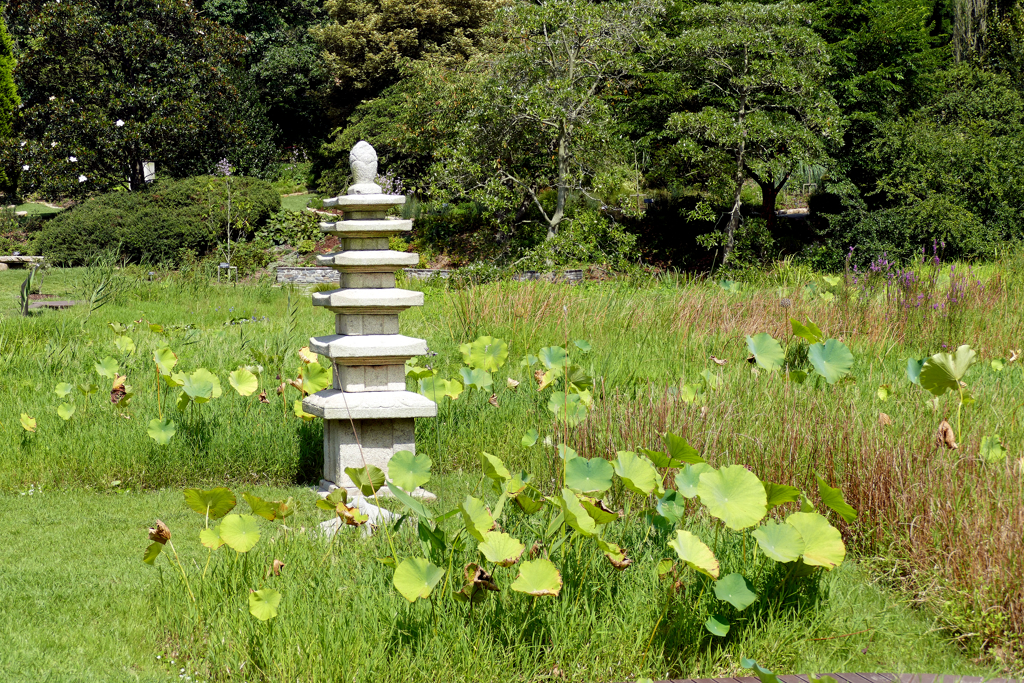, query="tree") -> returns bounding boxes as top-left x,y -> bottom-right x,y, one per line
7,0 -> 277,198
668,2 -> 842,263
0,9 -> 19,191
430,0 -> 659,239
